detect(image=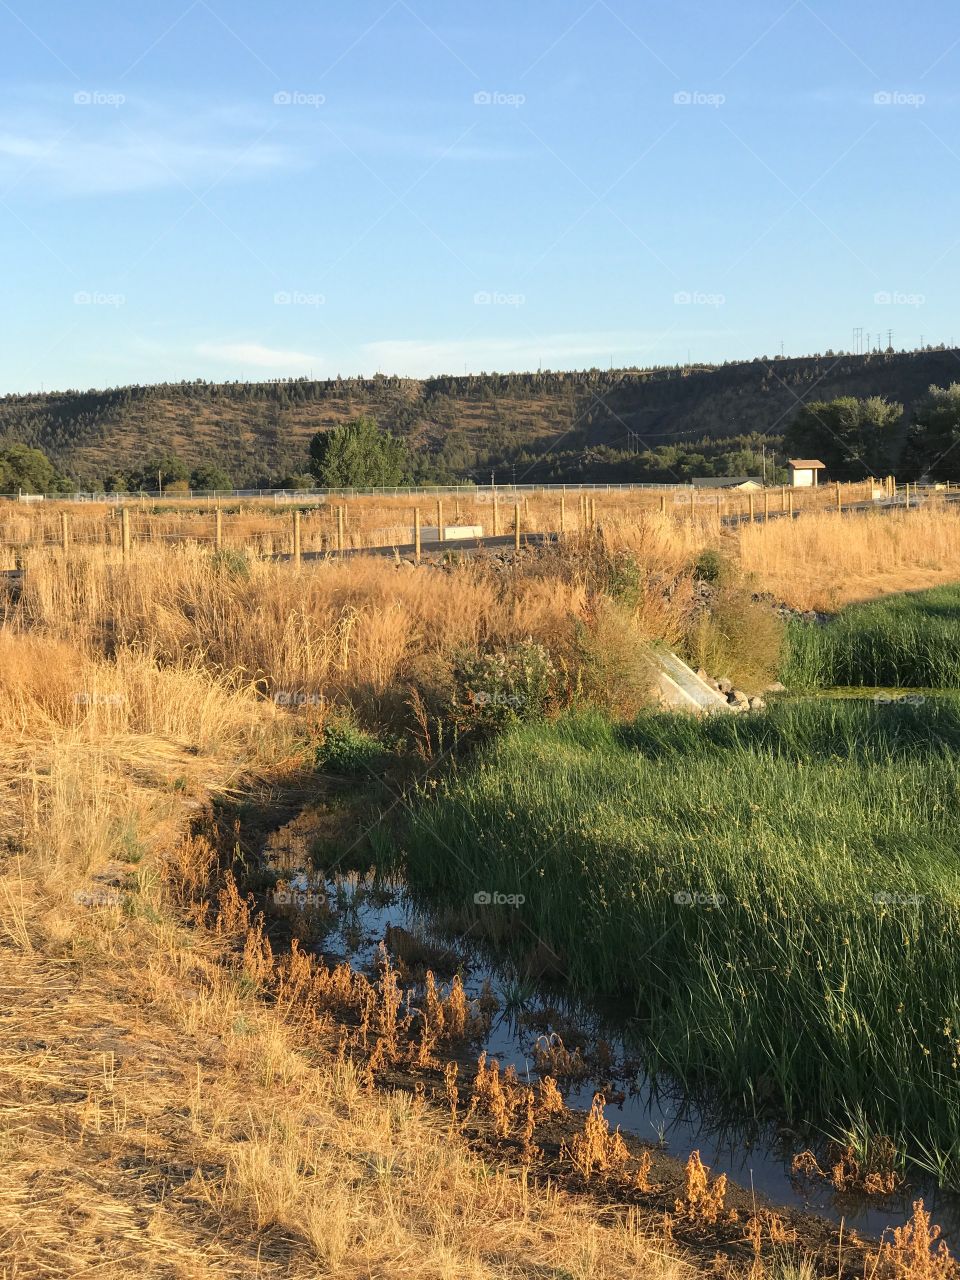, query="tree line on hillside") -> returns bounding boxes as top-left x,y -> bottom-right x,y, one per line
306,387 -> 960,487
4,347 -> 959,489
4,378 -> 960,493
1,344 -> 953,415
784,384 -> 960,480
304,422 -> 791,487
